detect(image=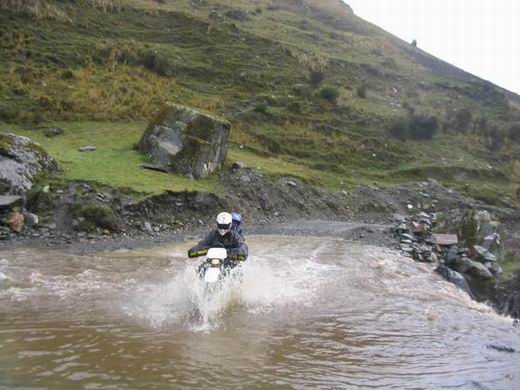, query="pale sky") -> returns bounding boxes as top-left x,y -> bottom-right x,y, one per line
345,0 -> 520,95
